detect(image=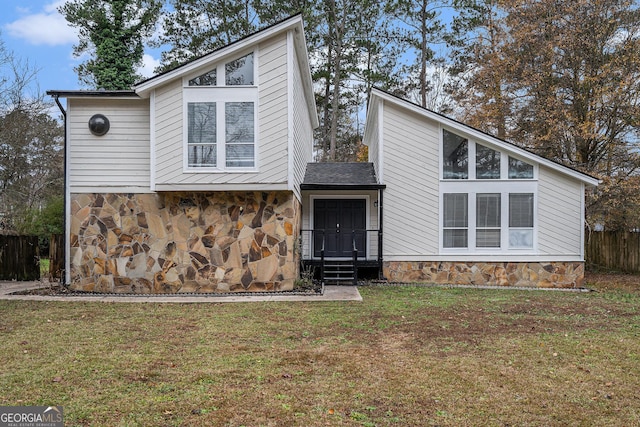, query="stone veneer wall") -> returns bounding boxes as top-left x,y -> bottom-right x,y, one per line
383,261 -> 584,288
70,191 -> 300,293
